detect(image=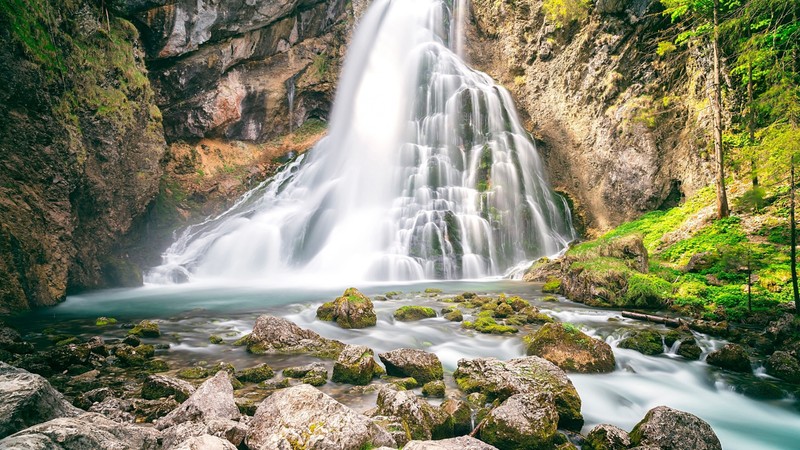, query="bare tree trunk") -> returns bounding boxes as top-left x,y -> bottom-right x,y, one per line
712,0 -> 729,218
791,159 -> 799,315
748,58 -> 758,187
